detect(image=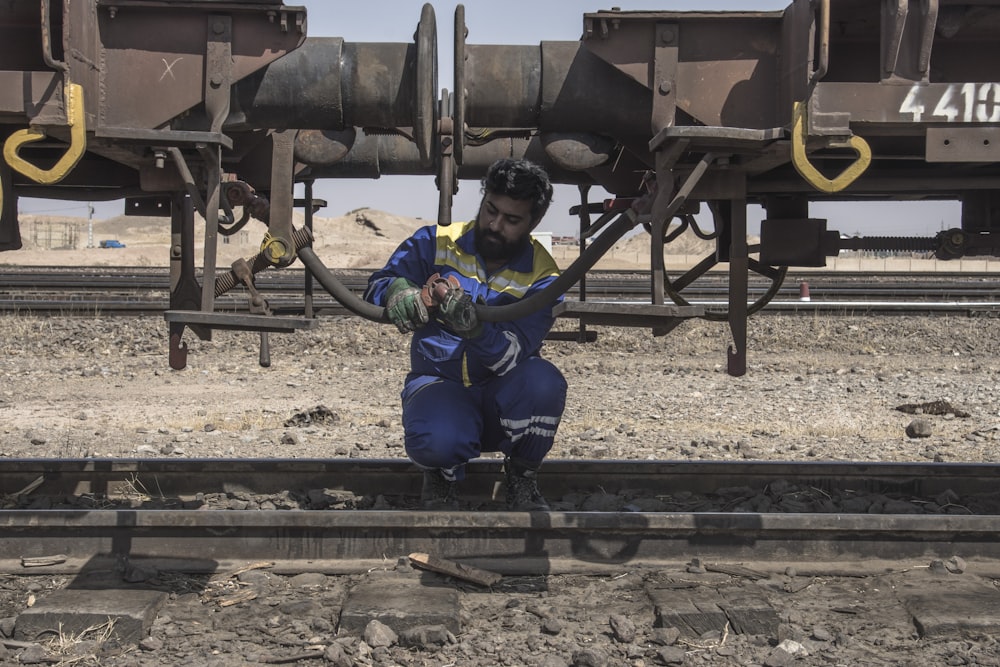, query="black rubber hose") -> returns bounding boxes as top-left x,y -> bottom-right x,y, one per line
480,149 -> 722,321
298,246 -> 390,323
474,209 -> 639,322
297,209 -> 639,324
